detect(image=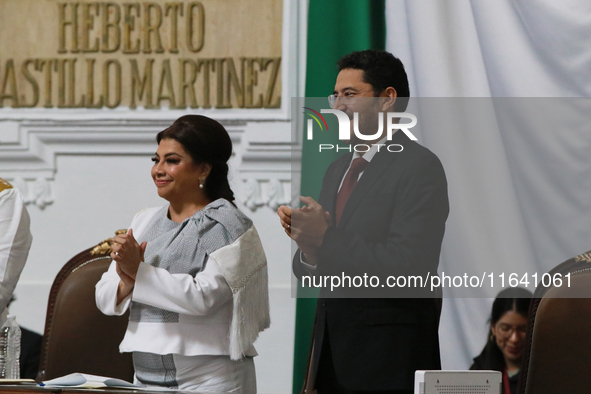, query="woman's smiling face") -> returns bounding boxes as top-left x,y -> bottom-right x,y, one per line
151,138 -> 206,203
491,310 -> 528,365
